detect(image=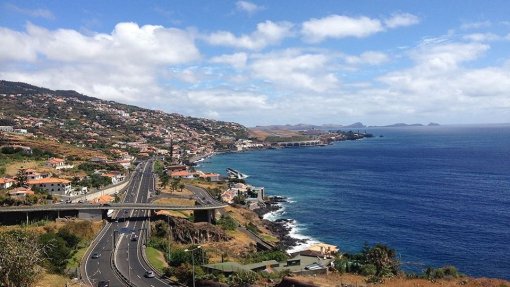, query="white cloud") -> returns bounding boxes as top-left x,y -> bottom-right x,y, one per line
301,13 -> 419,43
206,20 -> 293,50
250,50 -> 339,92
410,42 -> 489,71
236,1 -> 263,15
345,51 -> 389,65
4,3 -> 54,20
210,53 -> 248,69
460,21 -> 491,30
384,13 -> 420,28
463,32 -> 501,42
302,15 -> 383,42
0,22 -> 200,102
